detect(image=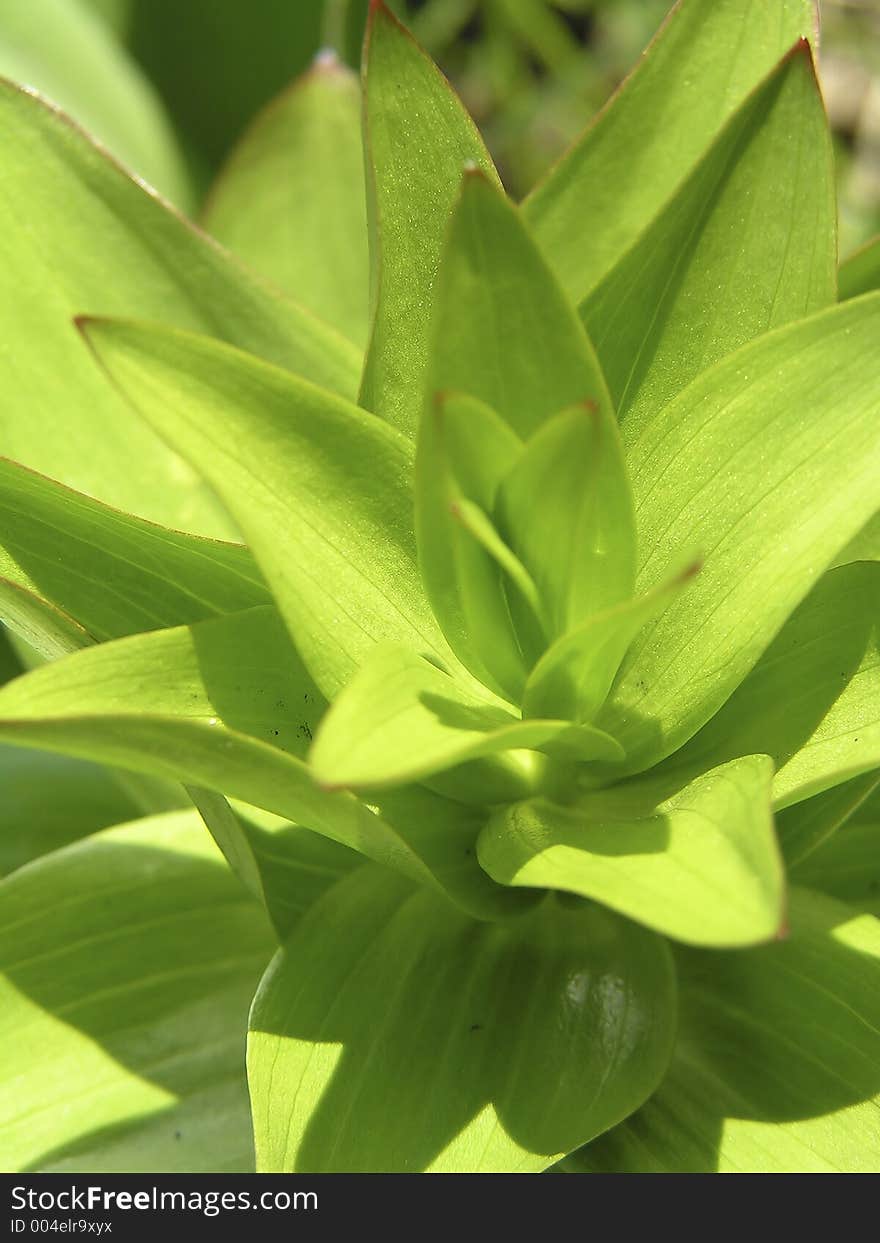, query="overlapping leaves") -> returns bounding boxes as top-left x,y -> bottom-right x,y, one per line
0,0 -> 878,1177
